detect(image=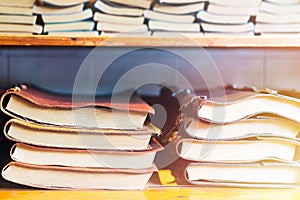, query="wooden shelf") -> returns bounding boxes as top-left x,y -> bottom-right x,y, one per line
1,187 -> 300,200
1,35 -> 300,47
